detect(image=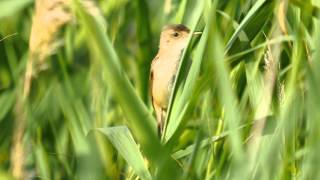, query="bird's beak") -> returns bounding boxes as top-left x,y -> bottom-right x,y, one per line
193,31 -> 202,35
